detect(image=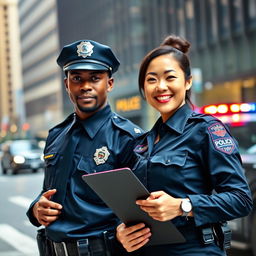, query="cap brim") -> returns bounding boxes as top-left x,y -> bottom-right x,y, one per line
64,62 -> 108,71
